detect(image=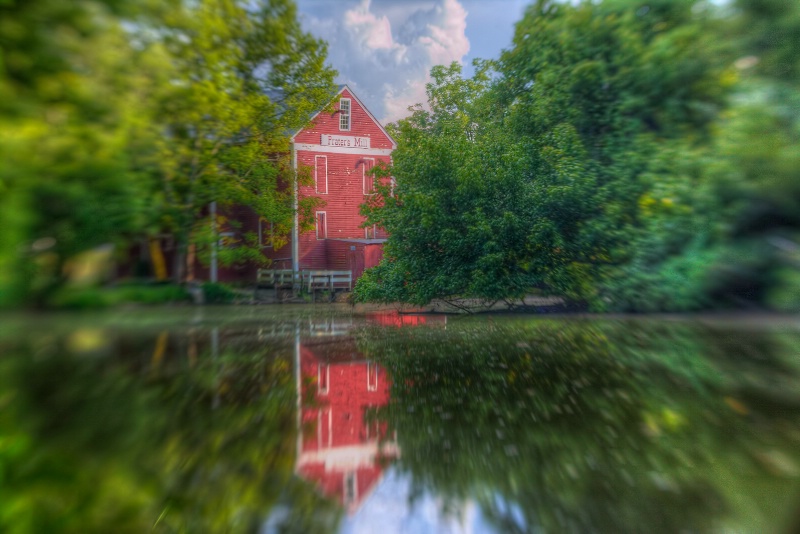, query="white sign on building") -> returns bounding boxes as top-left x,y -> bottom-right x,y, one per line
320,134 -> 371,149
